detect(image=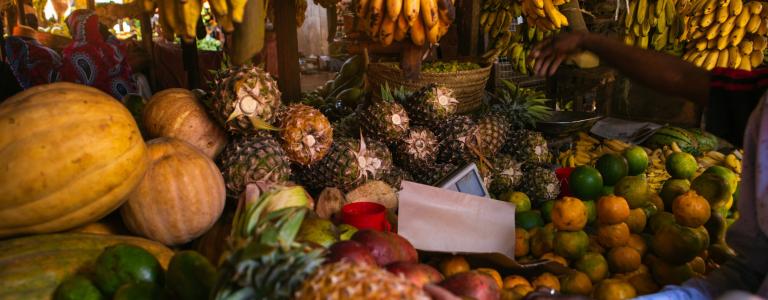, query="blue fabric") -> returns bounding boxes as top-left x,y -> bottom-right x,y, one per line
633,285 -> 709,300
